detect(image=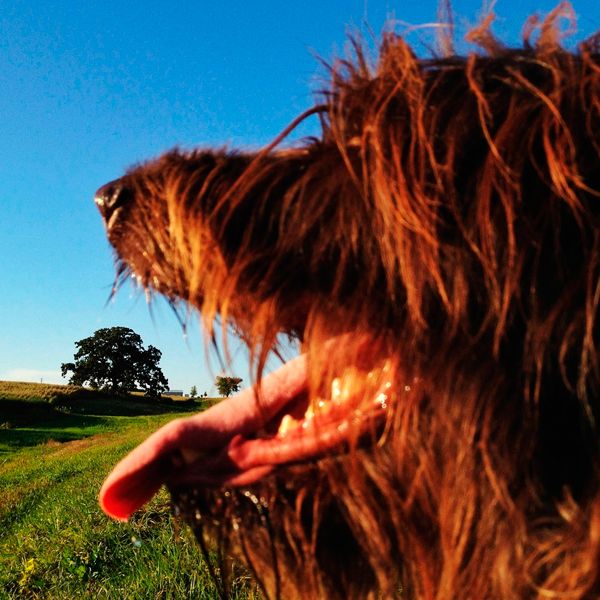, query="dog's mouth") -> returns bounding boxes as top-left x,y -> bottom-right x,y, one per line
94,177 -> 398,522
99,349 -> 395,522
